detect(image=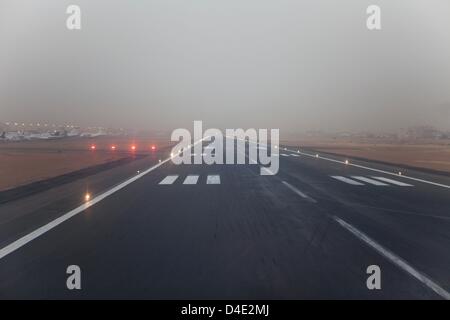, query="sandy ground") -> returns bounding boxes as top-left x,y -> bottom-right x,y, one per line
0,136 -> 172,191
282,138 -> 450,173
